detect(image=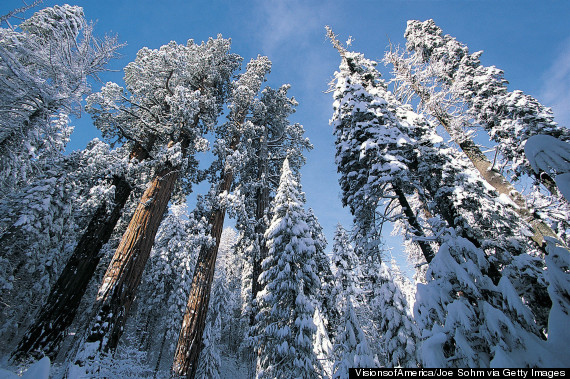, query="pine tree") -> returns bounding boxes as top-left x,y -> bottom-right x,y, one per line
327,31 -> 553,366
403,19 -> 570,193
2,139 -> 133,357
327,27 -> 436,264
330,226 -> 376,377
333,301 -> 376,378
543,237 -> 570,365
233,84 -> 311,348
330,224 -> 360,302
371,261 -> 418,367
306,209 -> 338,343
415,227 -> 546,367
254,159 -> 322,379
196,255 -> 230,379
